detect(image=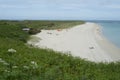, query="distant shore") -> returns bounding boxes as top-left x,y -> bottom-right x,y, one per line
28,22 -> 120,62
